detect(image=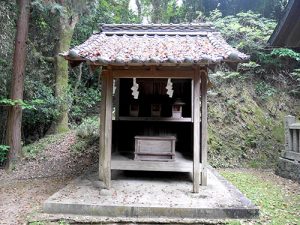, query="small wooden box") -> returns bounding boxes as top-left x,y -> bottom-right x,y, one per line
134,136 -> 176,161
172,105 -> 183,118
129,103 -> 139,117
151,104 -> 161,117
